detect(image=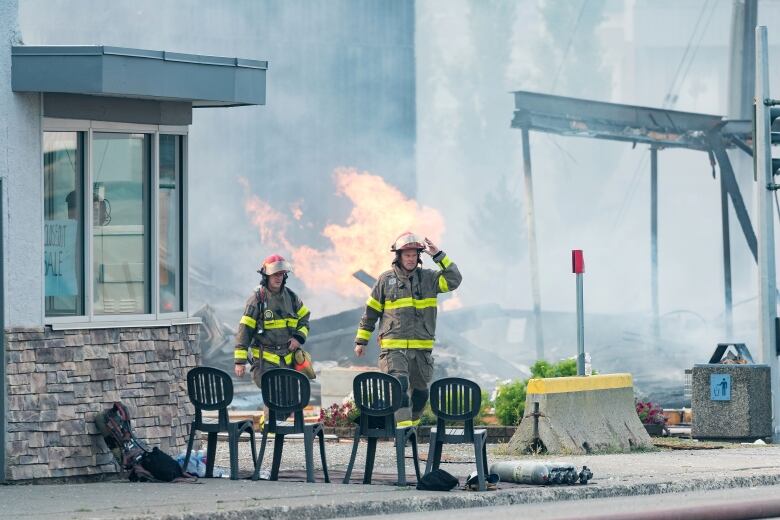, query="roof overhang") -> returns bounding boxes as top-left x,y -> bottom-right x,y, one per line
511,91 -> 749,151
12,45 -> 267,108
